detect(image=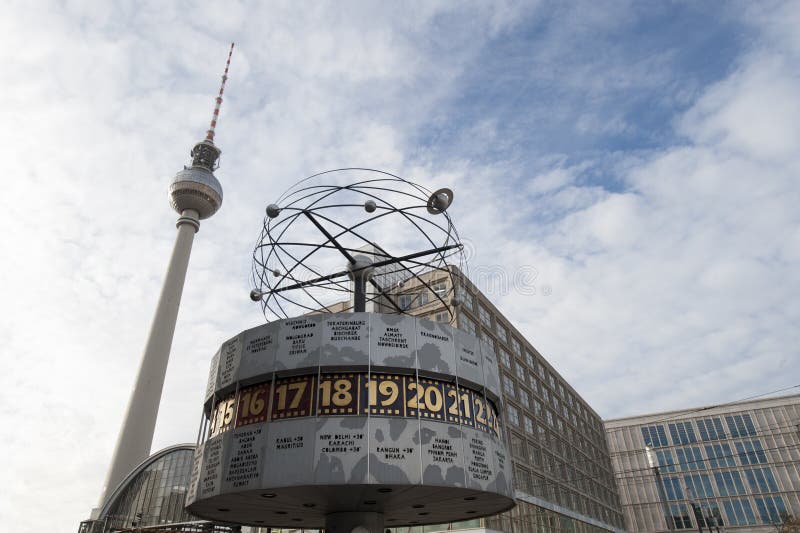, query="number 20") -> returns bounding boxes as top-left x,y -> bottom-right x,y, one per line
407,382 -> 443,412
